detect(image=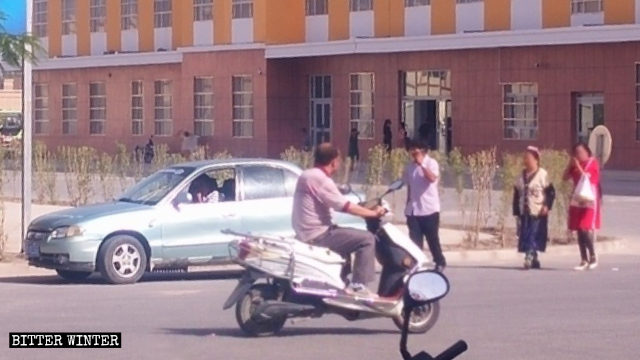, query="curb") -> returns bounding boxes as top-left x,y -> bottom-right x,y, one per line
442,239 -> 631,263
